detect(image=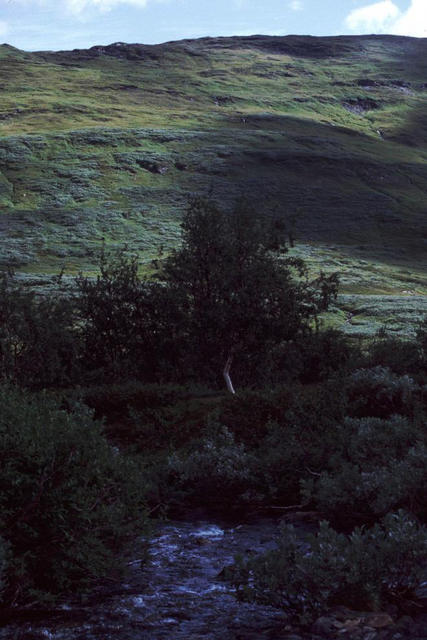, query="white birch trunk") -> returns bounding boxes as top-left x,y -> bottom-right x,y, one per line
223,356 -> 236,394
